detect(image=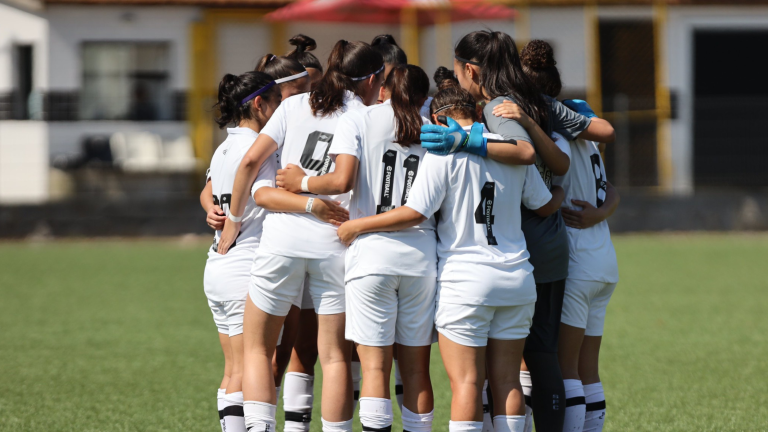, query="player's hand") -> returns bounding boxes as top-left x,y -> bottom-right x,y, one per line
276,164 -> 308,194
562,99 -> 597,119
492,100 -> 533,128
561,199 -> 605,229
217,218 -> 241,254
310,199 -> 350,226
336,220 -> 361,247
206,205 -> 226,230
